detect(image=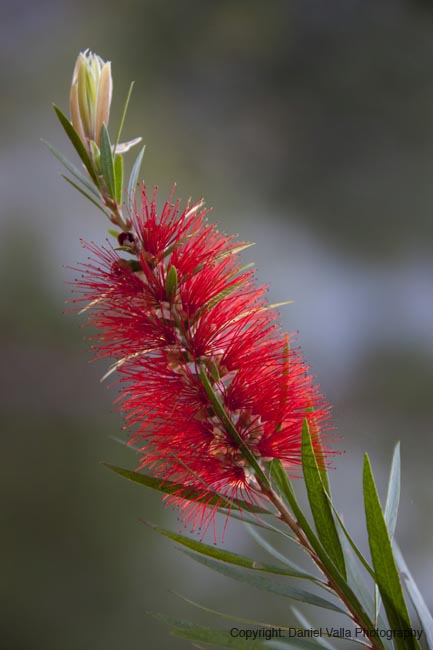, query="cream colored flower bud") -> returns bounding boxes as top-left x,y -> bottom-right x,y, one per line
69,50 -> 113,154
